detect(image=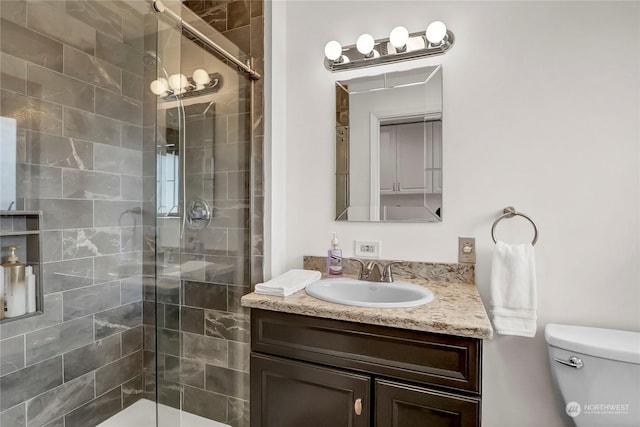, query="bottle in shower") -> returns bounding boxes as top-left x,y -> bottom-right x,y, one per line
2,246 -> 26,318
